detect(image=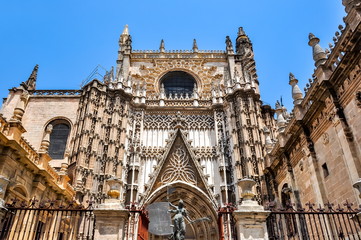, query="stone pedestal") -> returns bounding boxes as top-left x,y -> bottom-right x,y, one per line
93,199 -> 129,240
233,200 -> 270,240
